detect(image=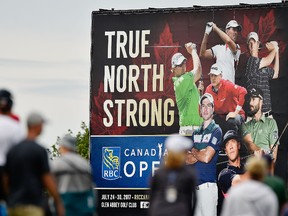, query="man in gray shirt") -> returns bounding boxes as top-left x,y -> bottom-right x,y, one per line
51,134 -> 96,216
